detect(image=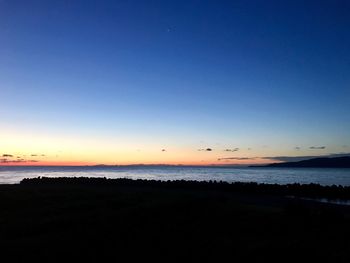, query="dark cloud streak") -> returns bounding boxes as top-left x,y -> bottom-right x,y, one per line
309,146 -> 326,150
0,158 -> 39,163
218,157 -> 255,161
224,148 -> 239,152
198,148 -> 213,152
217,153 -> 350,163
